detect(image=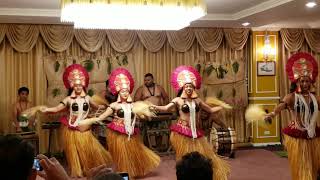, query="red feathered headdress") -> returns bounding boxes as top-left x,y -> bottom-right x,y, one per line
63,64 -> 89,89
109,68 -> 134,95
171,66 -> 202,92
286,52 -> 318,83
